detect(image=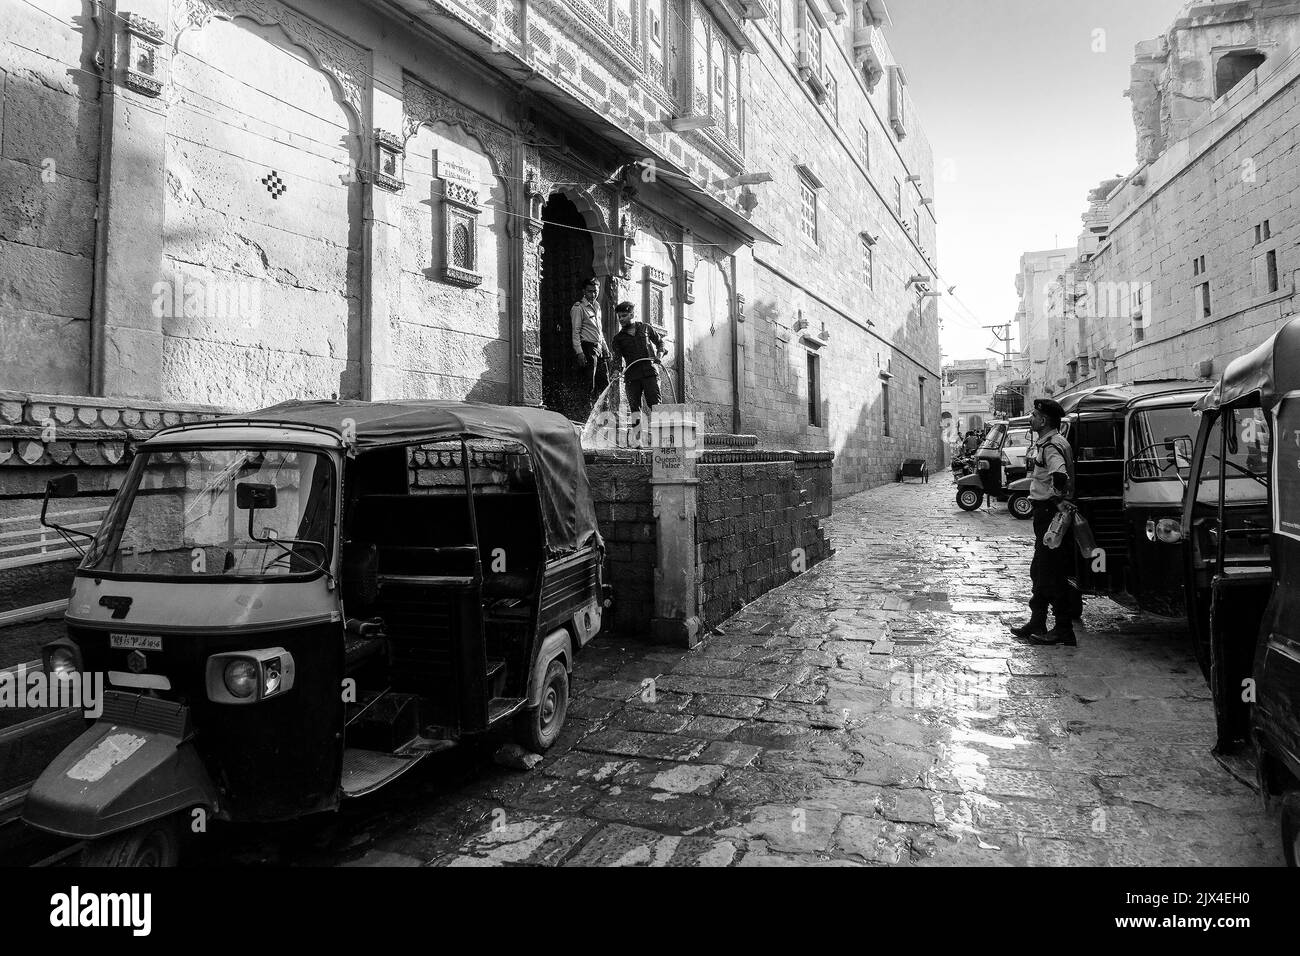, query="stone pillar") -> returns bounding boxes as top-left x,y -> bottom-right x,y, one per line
520,145 -> 544,406
360,52 -> 405,400
649,405 -> 701,647
91,3 -> 172,400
